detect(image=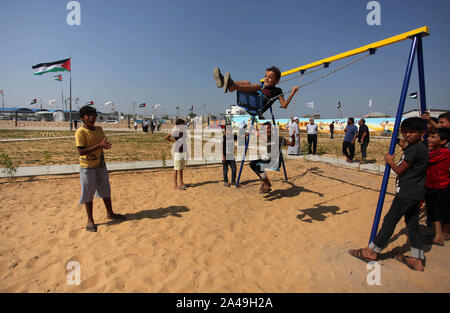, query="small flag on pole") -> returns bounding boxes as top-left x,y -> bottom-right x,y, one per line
306,102 -> 314,109
53,74 -> 62,81
369,99 -> 373,107
409,92 -> 418,99
48,99 -> 56,105
139,103 -> 146,108
86,101 -> 94,105
104,101 -> 113,106
30,98 -> 37,105
337,101 -> 341,109
0,90 -> 4,97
